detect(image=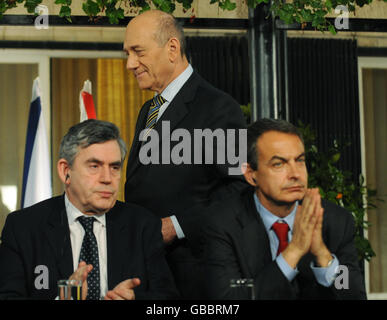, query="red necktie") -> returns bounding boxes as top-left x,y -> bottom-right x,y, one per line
272,221 -> 289,256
